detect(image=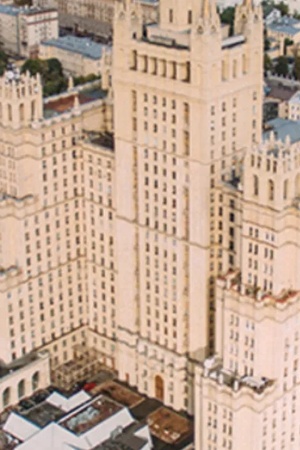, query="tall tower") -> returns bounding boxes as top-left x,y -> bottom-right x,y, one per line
113,0 -> 263,411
